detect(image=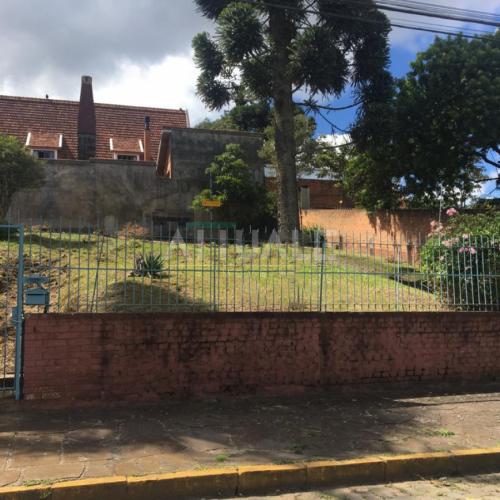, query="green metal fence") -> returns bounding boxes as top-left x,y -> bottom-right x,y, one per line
6,221 -> 498,315
0,225 -> 24,400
